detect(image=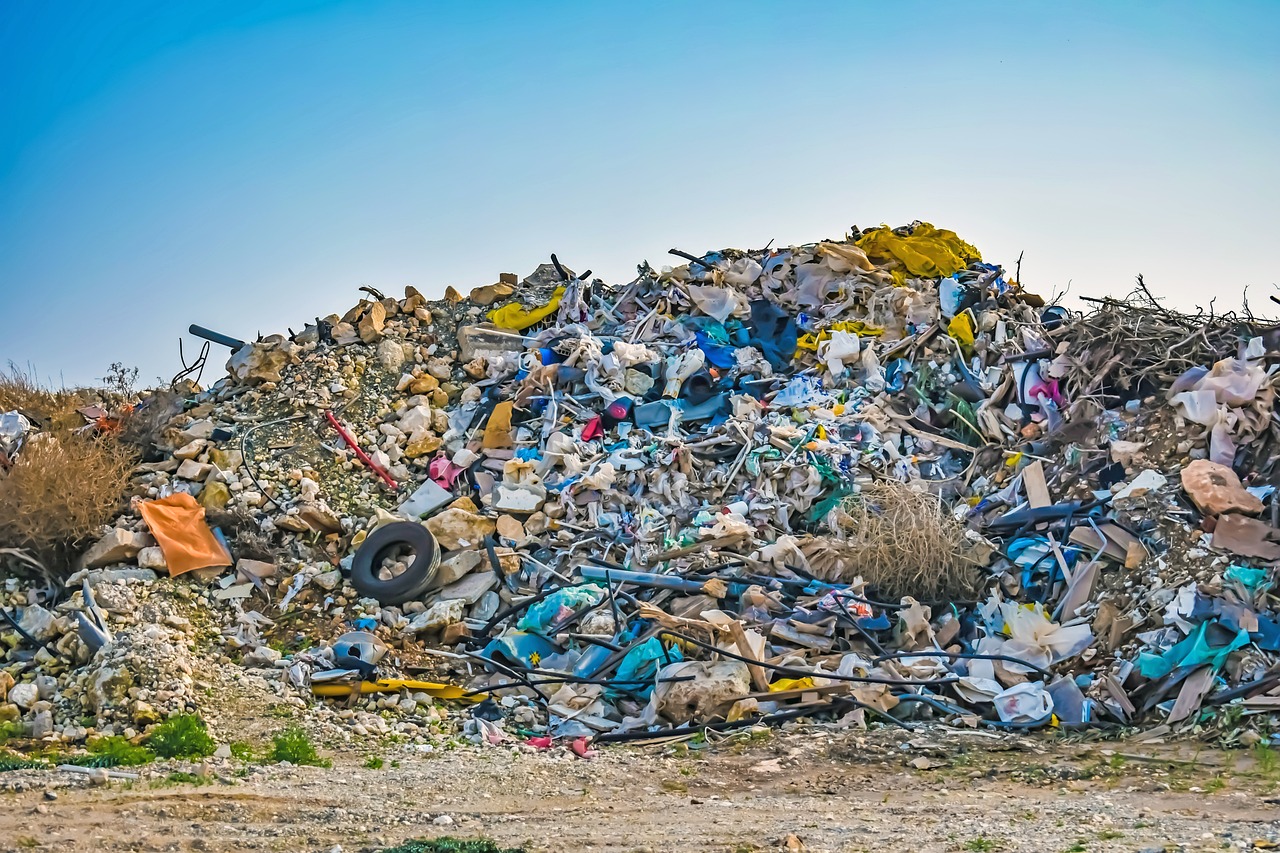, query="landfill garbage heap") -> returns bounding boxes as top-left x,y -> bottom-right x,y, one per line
4,220 -> 1280,751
